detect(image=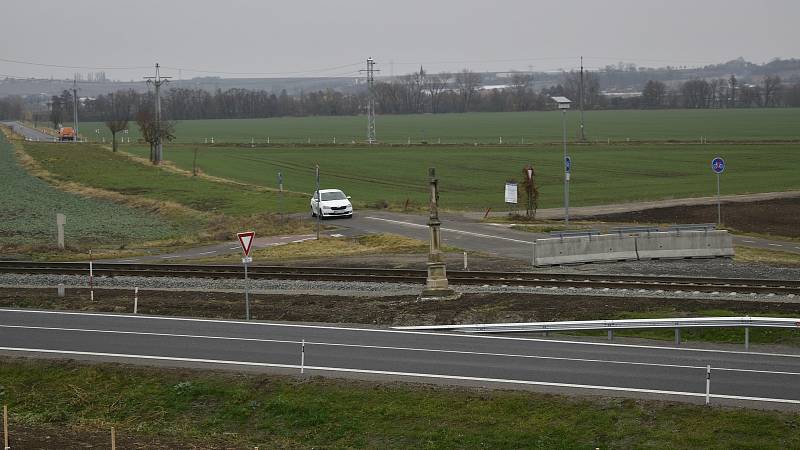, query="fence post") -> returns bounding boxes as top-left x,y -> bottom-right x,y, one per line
3,404 -> 9,450
705,365 -> 711,406
111,427 -> 116,450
